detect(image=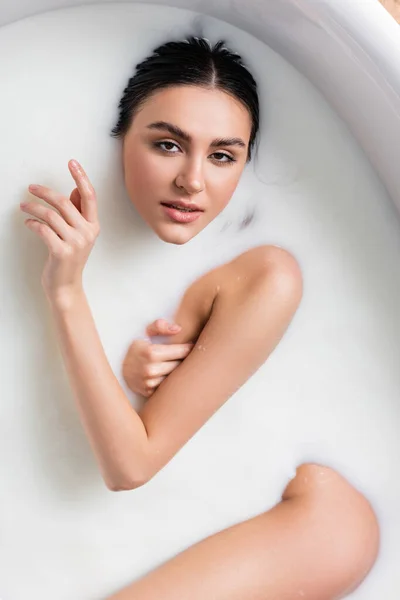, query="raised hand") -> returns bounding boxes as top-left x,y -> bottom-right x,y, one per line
20,159 -> 100,303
